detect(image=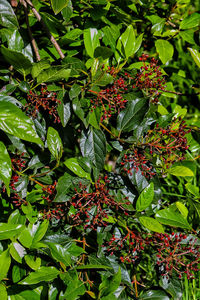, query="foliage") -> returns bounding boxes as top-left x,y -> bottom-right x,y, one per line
0,0 -> 200,299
